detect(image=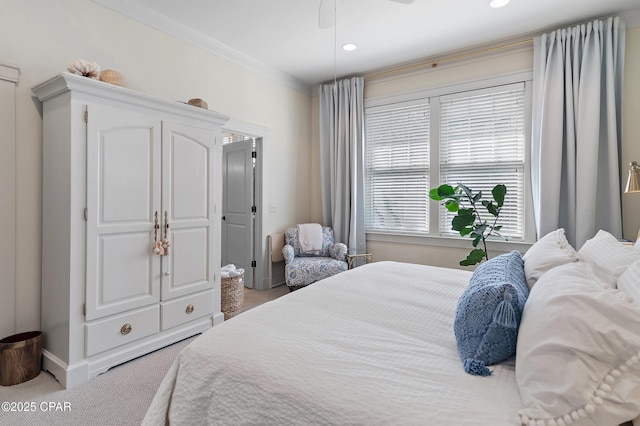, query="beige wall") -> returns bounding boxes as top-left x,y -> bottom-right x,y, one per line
310,24 -> 640,270
622,26 -> 640,241
0,0 -> 312,334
